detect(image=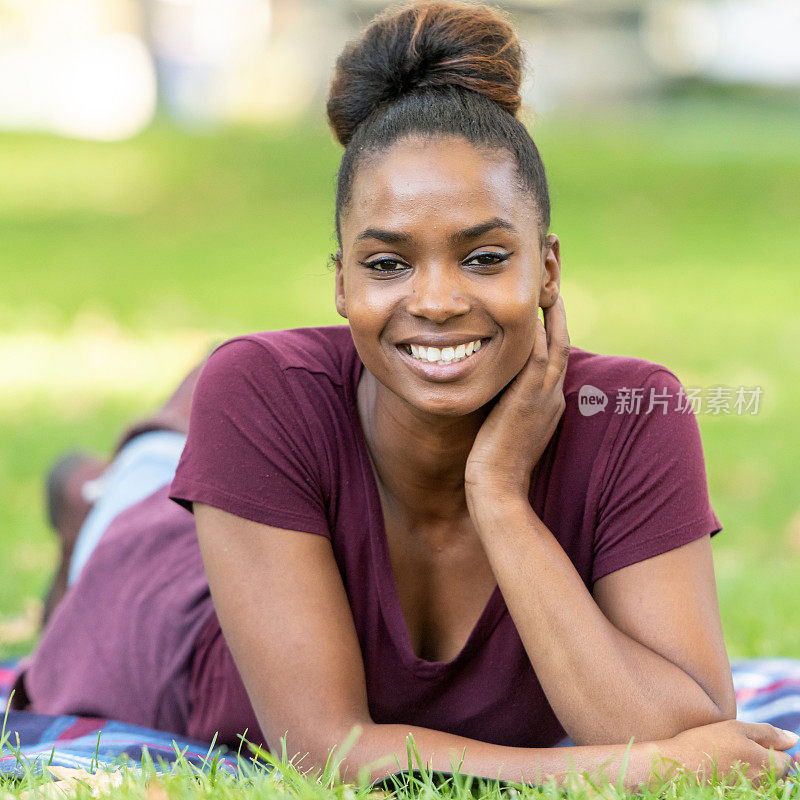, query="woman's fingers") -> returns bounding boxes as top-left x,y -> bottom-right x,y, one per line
512,297 -> 569,401
665,720 -> 797,785
543,295 -> 570,387
744,722 -> 797,777
533,310 -> 548,363
546,295 -> 570,356
754,747 -> 793,782
744,722 -> 799,751
744,723 -> 797,778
